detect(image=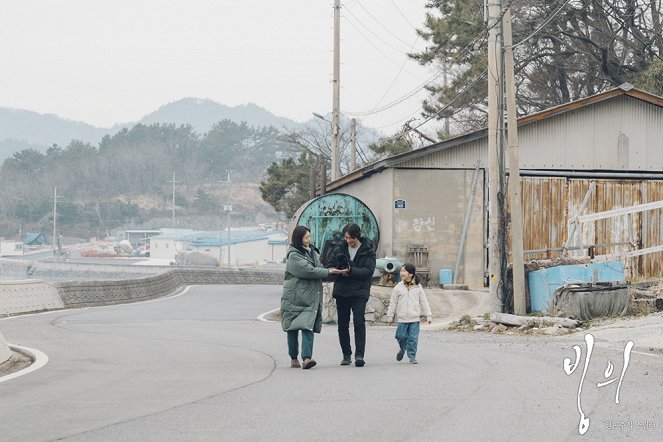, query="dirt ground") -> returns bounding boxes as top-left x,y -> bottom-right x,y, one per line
0,350 -> 32,377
